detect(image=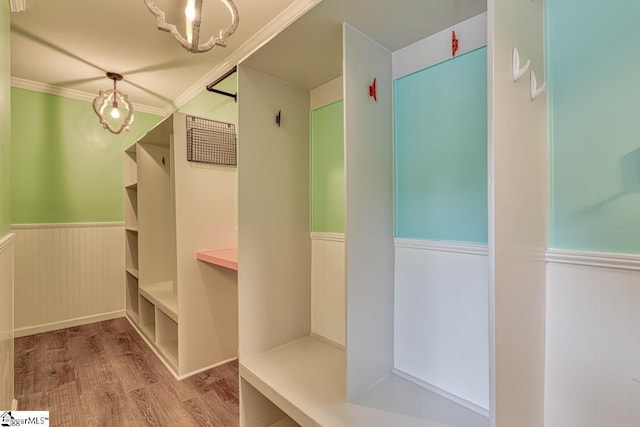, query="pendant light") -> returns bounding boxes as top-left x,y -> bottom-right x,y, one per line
93,72 -> 135,134
144,0 -> 239,53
